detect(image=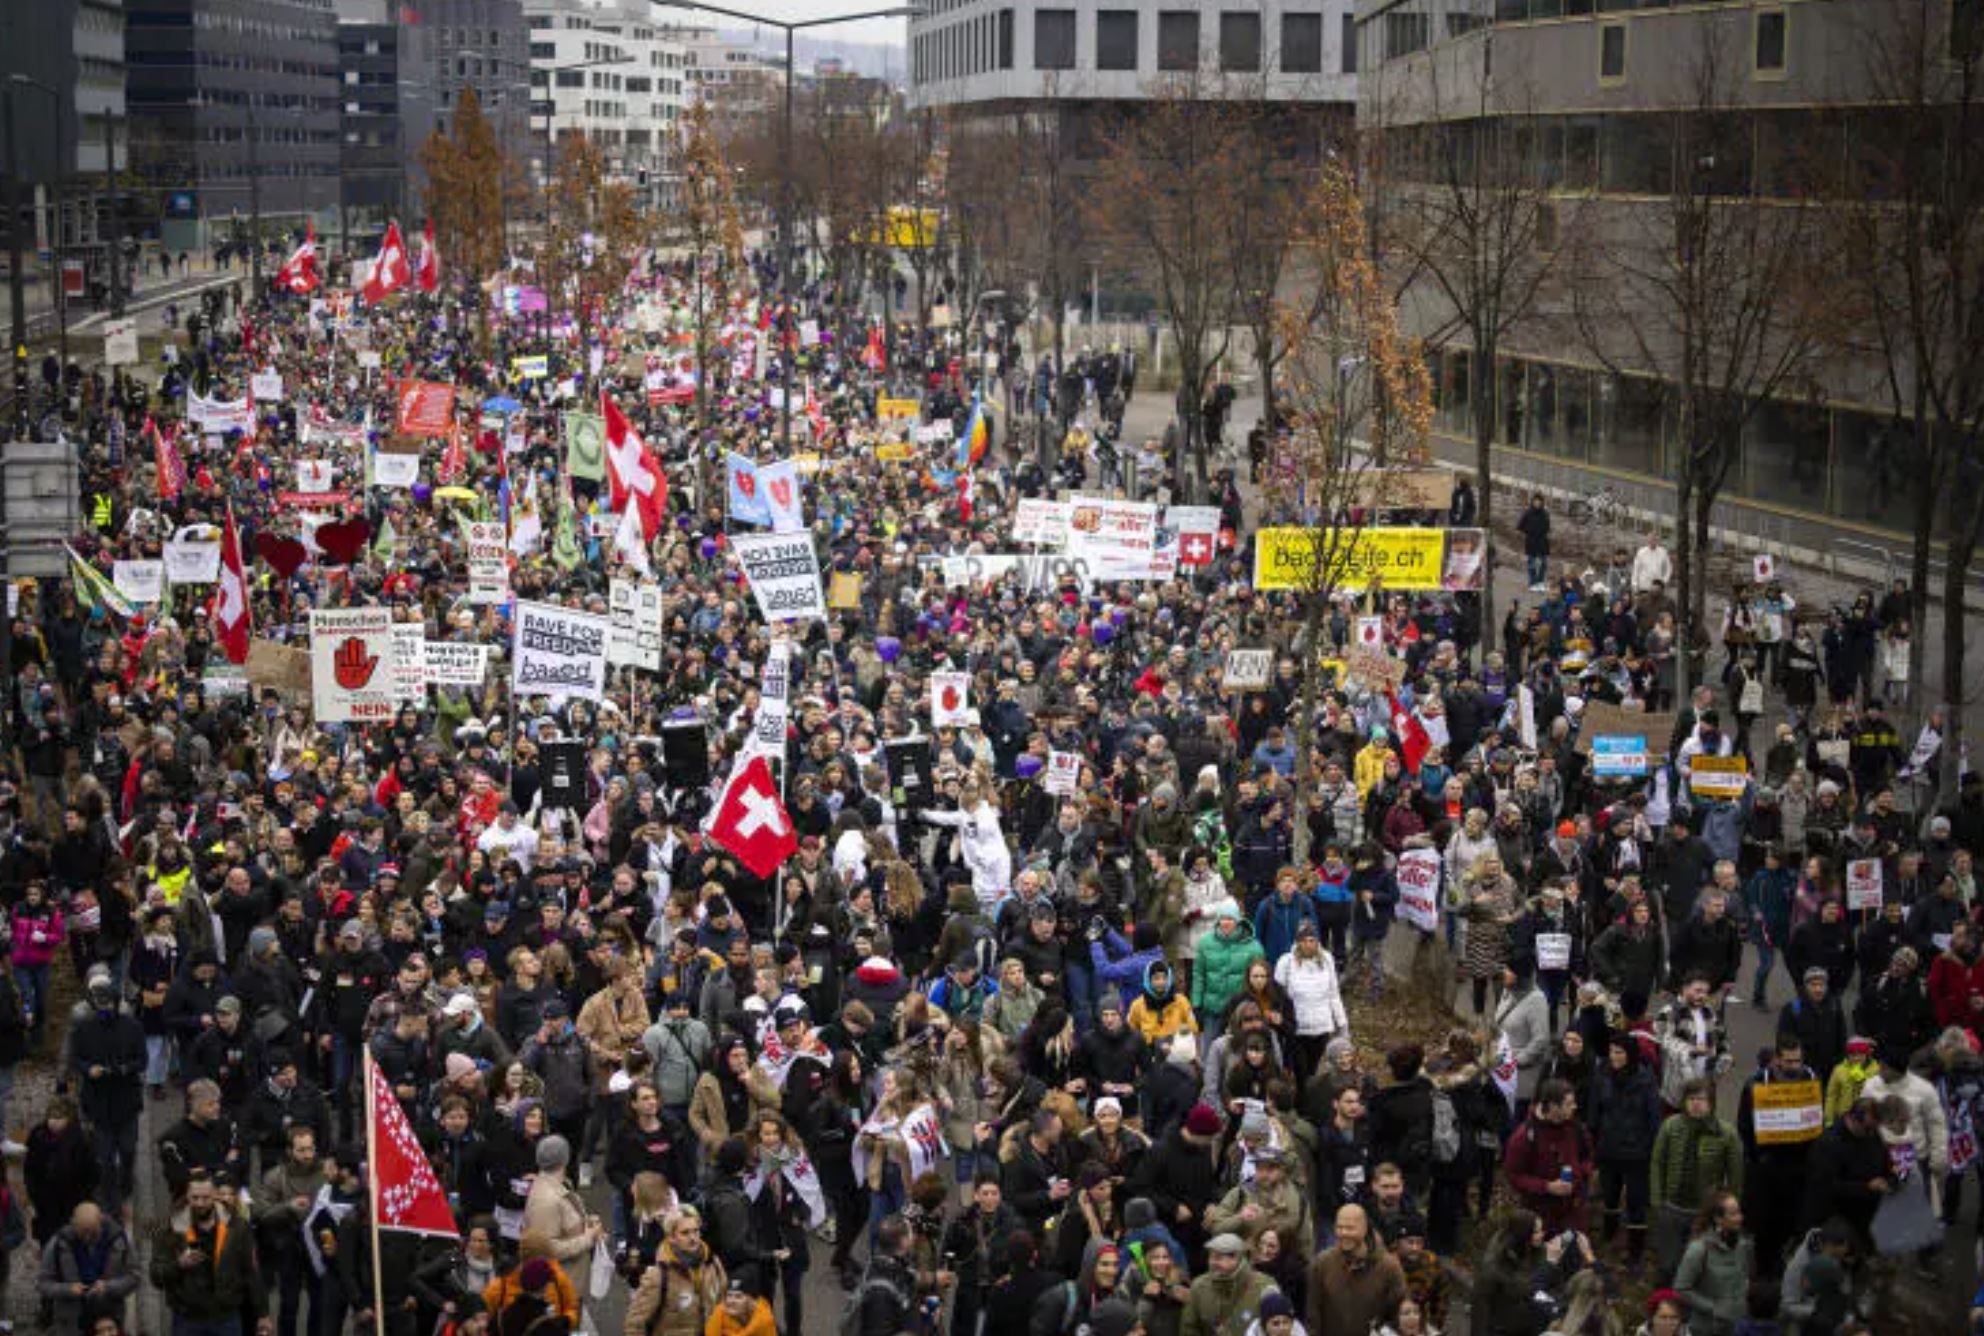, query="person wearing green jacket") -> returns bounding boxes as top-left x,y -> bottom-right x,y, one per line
1674,1189 -> 1756,1336
1648,1077 -> 1745,1283
1190,906 -> 1263,1045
